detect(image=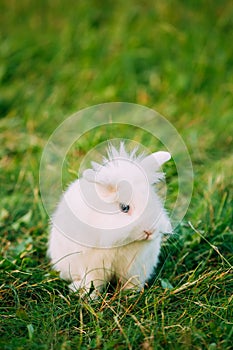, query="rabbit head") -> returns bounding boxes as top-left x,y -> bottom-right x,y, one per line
76,143 -> 172,247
